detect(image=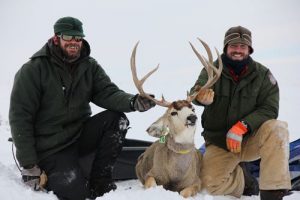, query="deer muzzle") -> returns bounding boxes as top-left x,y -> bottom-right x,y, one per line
186,114 -> 198,126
